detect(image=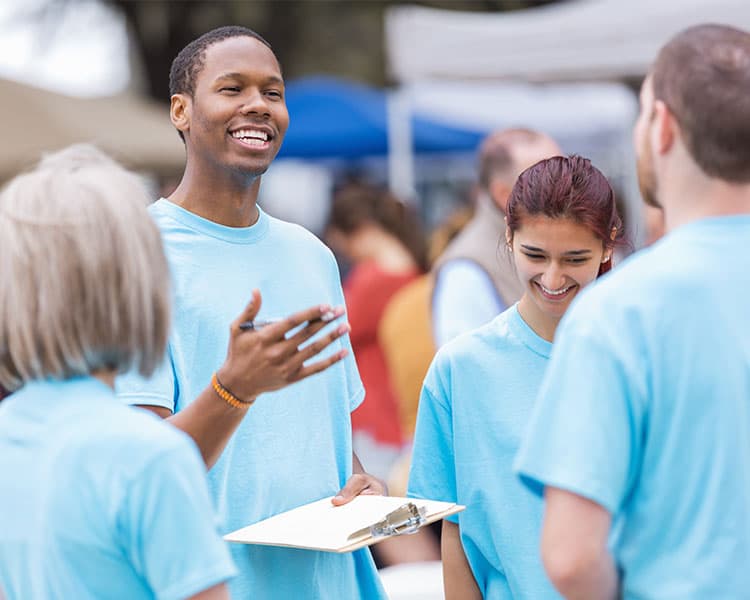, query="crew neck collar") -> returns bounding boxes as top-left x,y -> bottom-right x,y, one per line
153,198 -> 271,244
506,303 -> 553,359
